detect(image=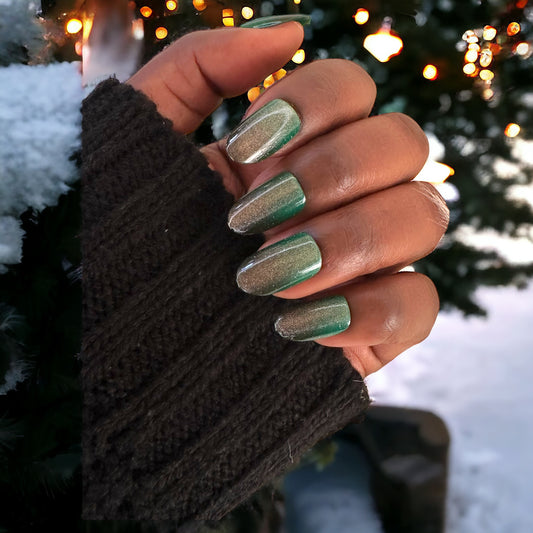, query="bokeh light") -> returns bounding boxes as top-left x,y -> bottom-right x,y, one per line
66,18 -> 83,34
422,64 -> 438,80
353,8 -> 370,25
155,26 -> 168,39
